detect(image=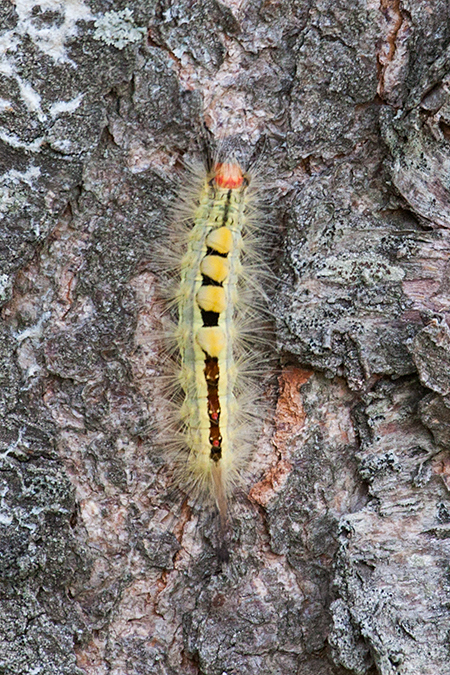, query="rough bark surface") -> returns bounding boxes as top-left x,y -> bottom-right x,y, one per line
1,1 -> 450,674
